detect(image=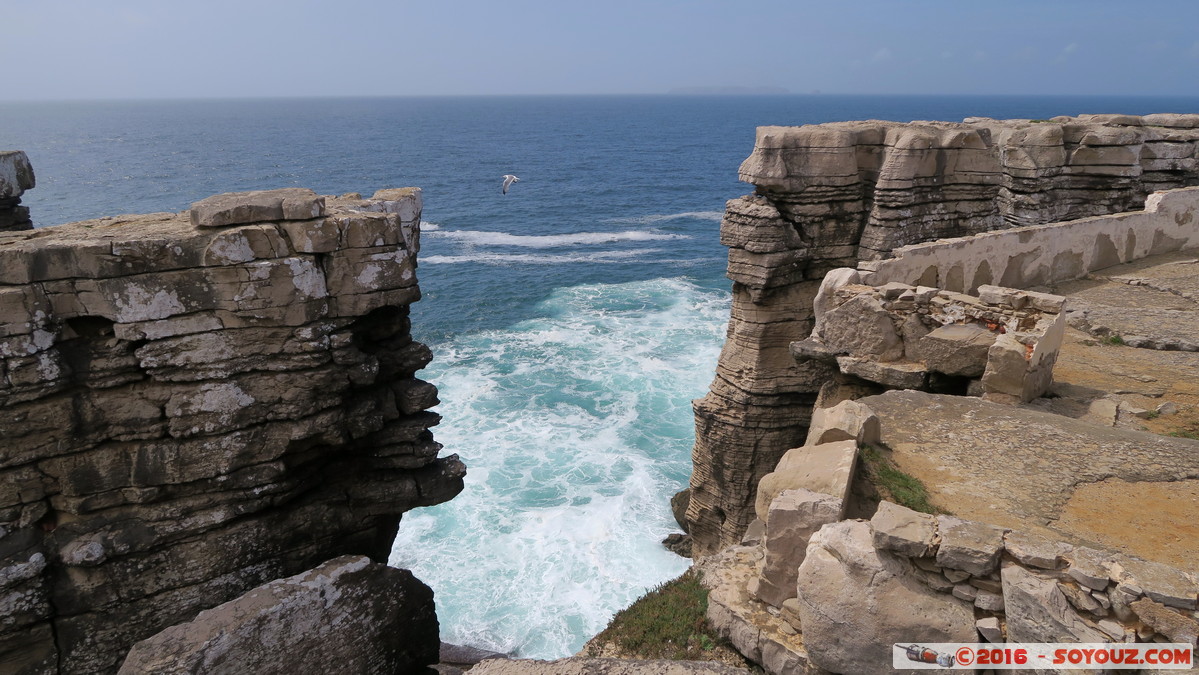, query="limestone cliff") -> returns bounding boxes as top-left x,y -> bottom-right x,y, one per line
0,187 -> 464,673
688,113 -> 1199,554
